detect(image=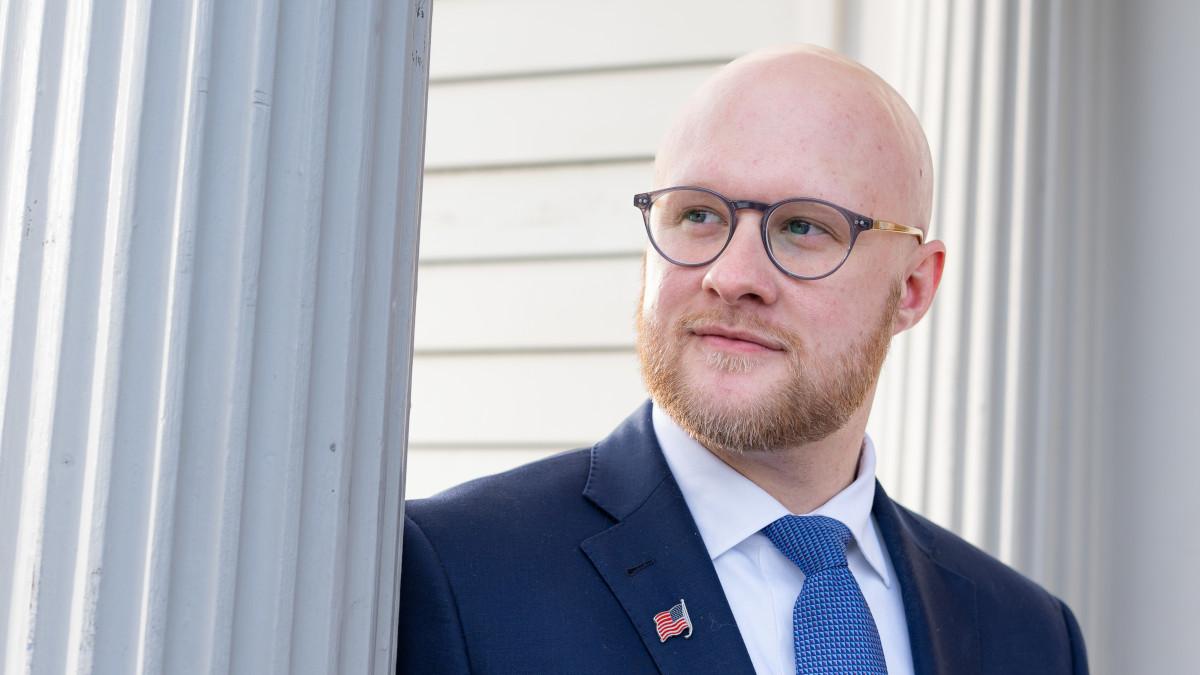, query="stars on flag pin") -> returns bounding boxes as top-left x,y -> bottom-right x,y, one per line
653,599 -> 693,643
